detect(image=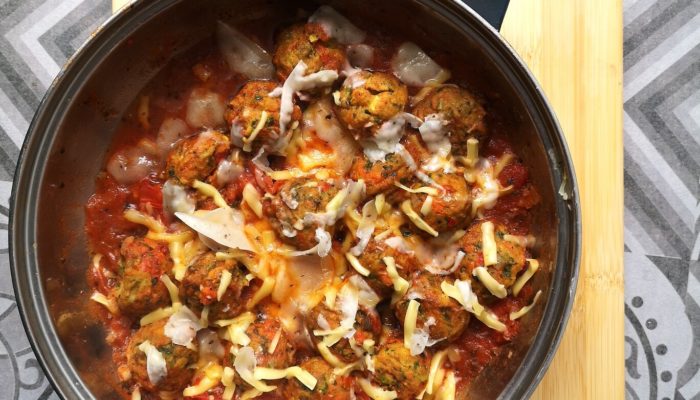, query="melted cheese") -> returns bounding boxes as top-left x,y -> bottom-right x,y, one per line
513,259 -> 540,297
160,275 -> 180,306
473,266 -> 507,299
420,196 -> 433,216
241,110 -> 269,152
480,221 -> 498,266
394,182 -> 439,196
222,366 -> 236,400
169,240 -> 187,281
316,342 -> 347,368
234,347 -> 277,392
349,200 -> 378,255
140,306 -> 178,326
403,299 -> 419,351
510,290 -> 543,320
426,350 -> 448,395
